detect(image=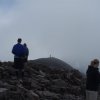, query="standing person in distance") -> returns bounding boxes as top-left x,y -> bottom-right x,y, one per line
12,38 -> 25,79
86,59 -> 100,100
23,43 -> 29,62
